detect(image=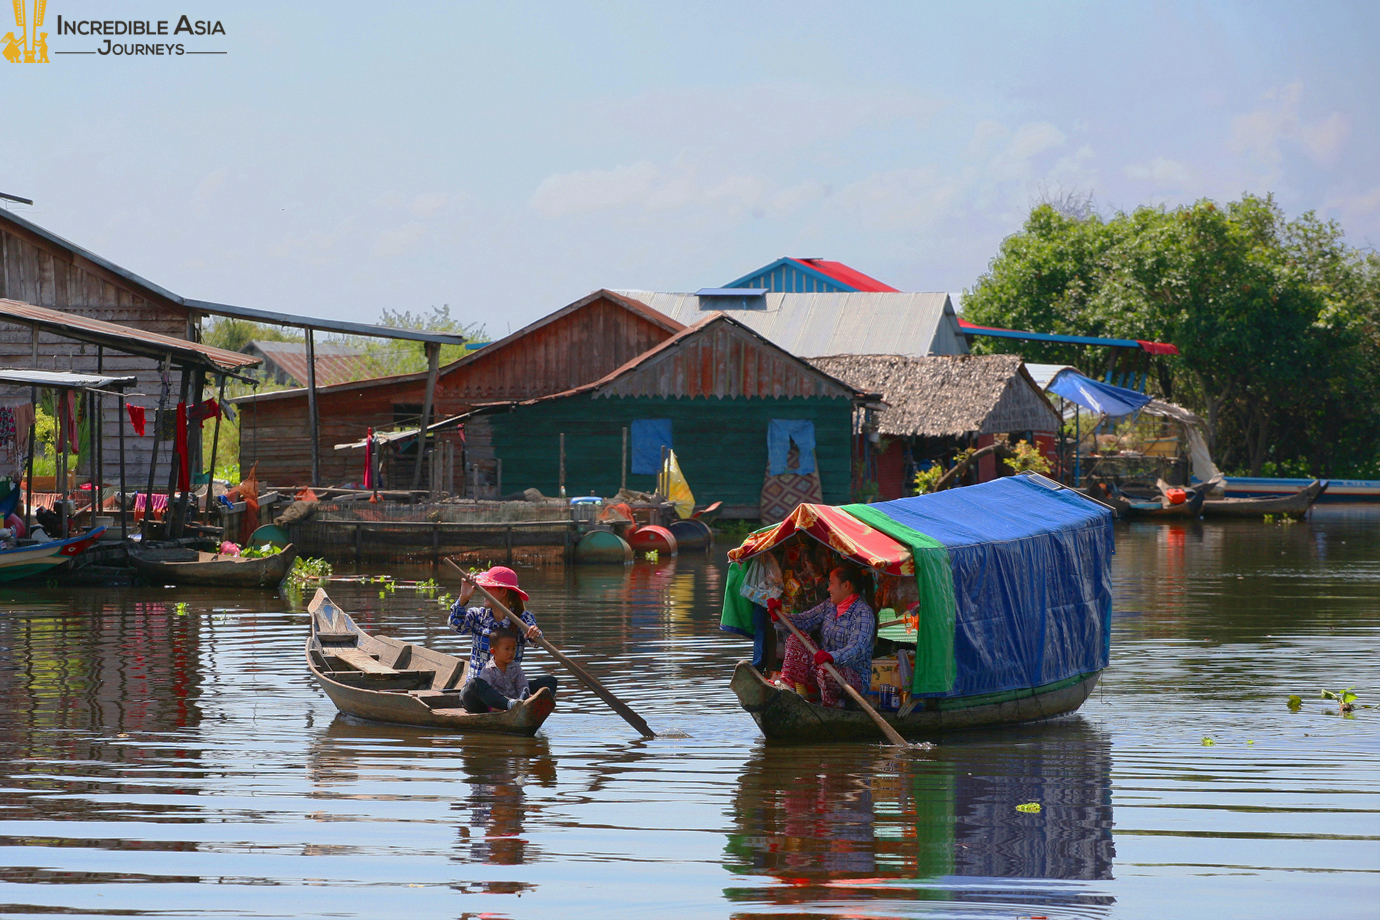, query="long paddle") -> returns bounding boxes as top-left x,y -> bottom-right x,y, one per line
774,611 -> 919,749
444,558 -> 656,738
